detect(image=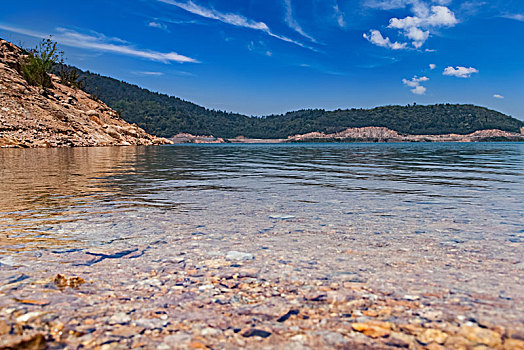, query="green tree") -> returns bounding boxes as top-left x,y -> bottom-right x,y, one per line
21,37 -> 63,88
